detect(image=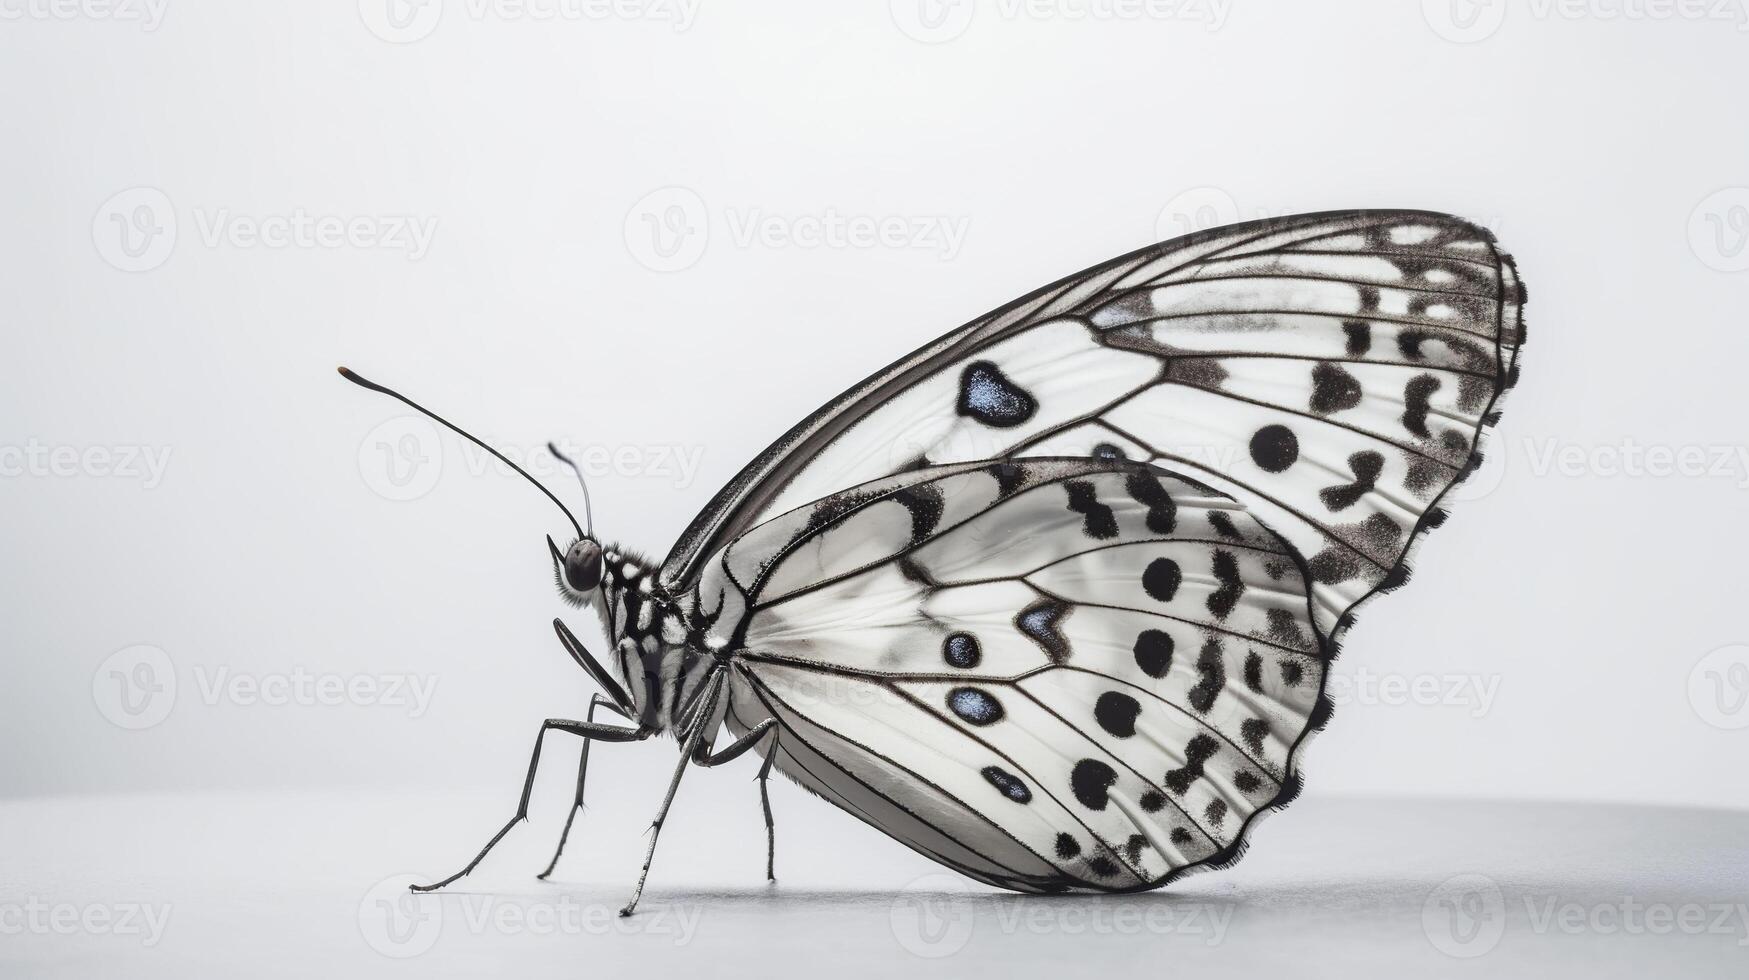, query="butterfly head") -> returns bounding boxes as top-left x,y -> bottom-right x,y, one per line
548,534 -> 606,607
